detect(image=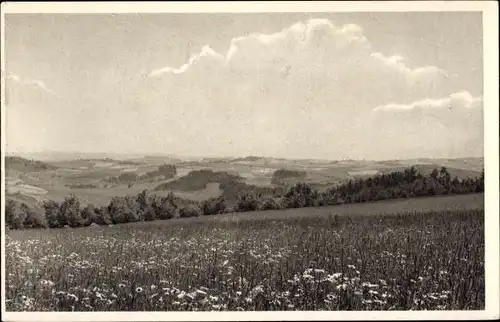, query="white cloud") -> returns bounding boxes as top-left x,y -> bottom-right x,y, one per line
373,91 -> 483,112
368,92 -> 483,159
370,52 -> 447,80
5,73 -> 58,96
148,45 -> 225,77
